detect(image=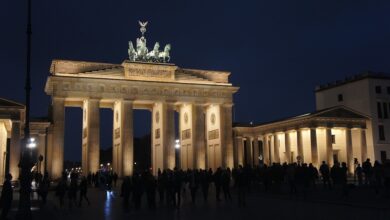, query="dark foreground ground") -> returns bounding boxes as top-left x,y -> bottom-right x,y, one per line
5,182 -> 390,220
